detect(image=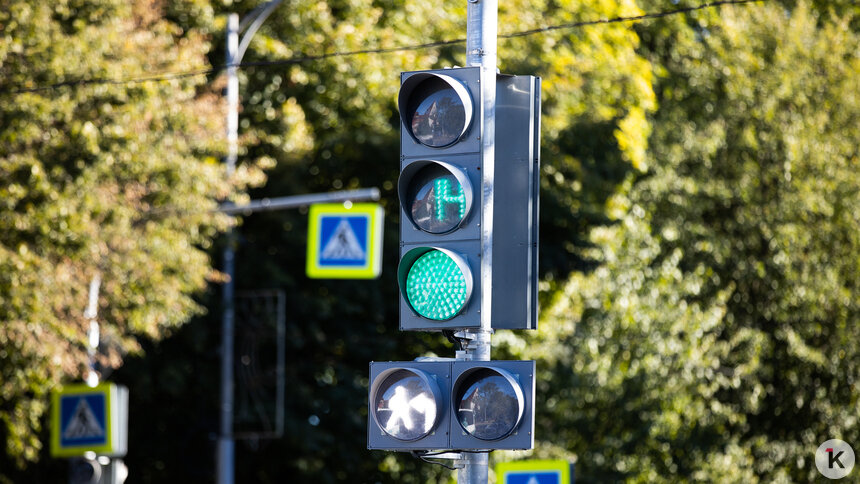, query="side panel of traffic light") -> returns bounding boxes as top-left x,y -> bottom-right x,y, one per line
491,75 -> 541,330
